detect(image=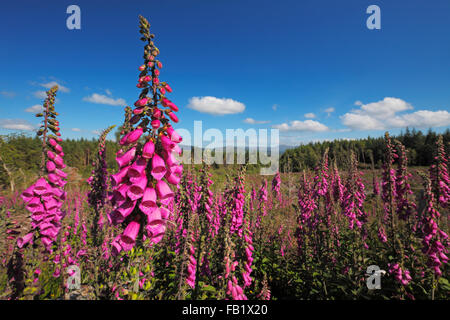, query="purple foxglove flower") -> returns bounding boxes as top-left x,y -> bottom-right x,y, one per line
117,199 -> 137,219
111,165 -> 130,186
139,187 -> 157,215
161,135 -> 176,151
21,184 -> 36,203
121,221 -> 140,245
126,127 -> 143,144
127,175 -> 147,200
128,156 -> 148,178
151,154 -> 167,180
55,168 -> 67,179
33,178 -> 50,195
146,221 -> 166,244
156,180 -> 174,202
142,140 -> 155,159
46,161 -> 56,172
17,232 -> 34,248
116,147 -> 136,168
